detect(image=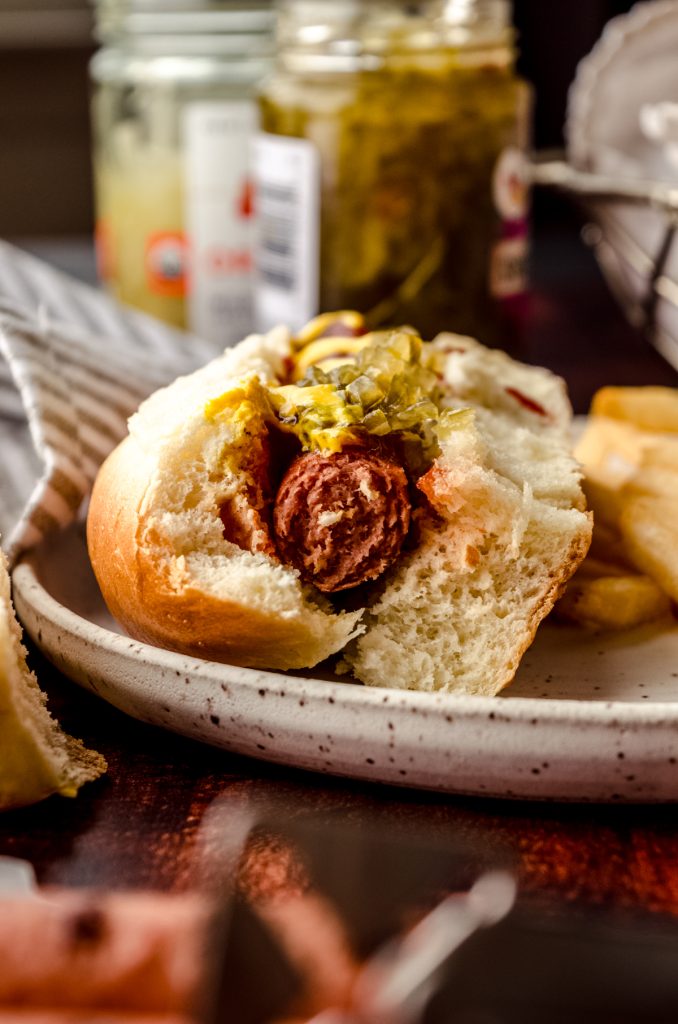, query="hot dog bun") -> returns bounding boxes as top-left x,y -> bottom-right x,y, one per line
87,329 -> 363,669
343,334 -> 592,695
88,322 -> 591,693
